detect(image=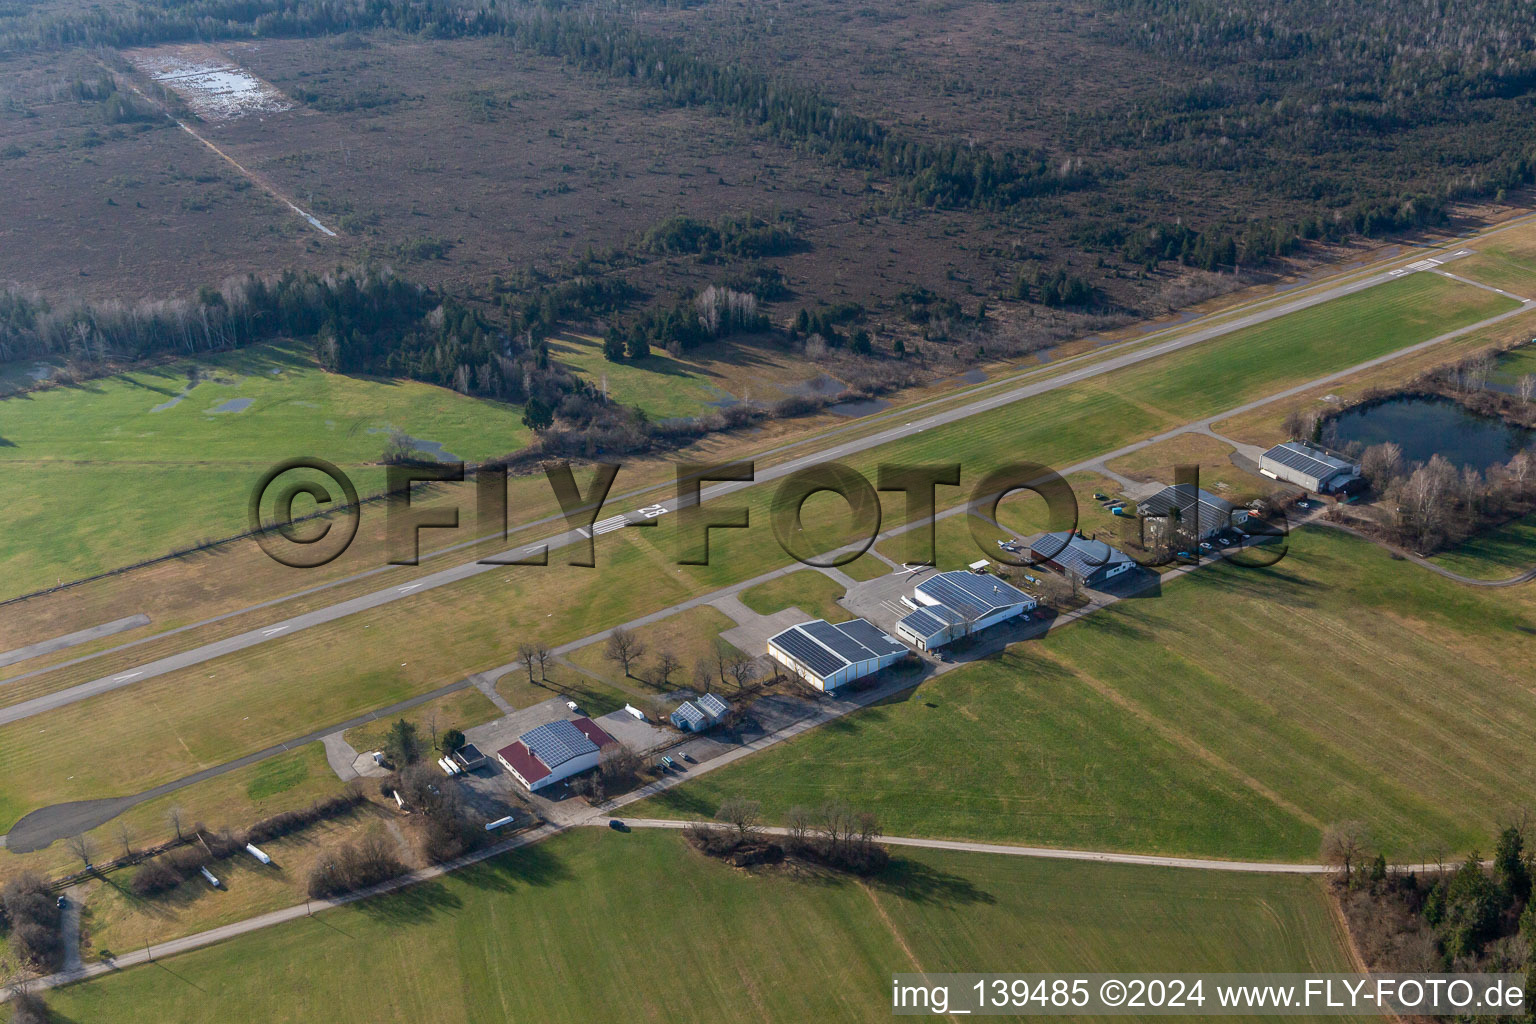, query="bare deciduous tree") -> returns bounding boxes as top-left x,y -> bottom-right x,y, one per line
116,820 -> 134,860
167,805 -> 184,841
1360,442 -> 1405,492
1509,451 -> 1535,488
1321,821 -> 1372,881
66,833 -> 92,869
518,642 -> 539,685
722,650 -> 758,691
1519,372 -> 1536,405
1394,454 -> 1460,550
716,797 -> 763,839
605,627 -> 645,677
652,649 -> 680,688
532,644 -> 551,682
786,805 -> 813,847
